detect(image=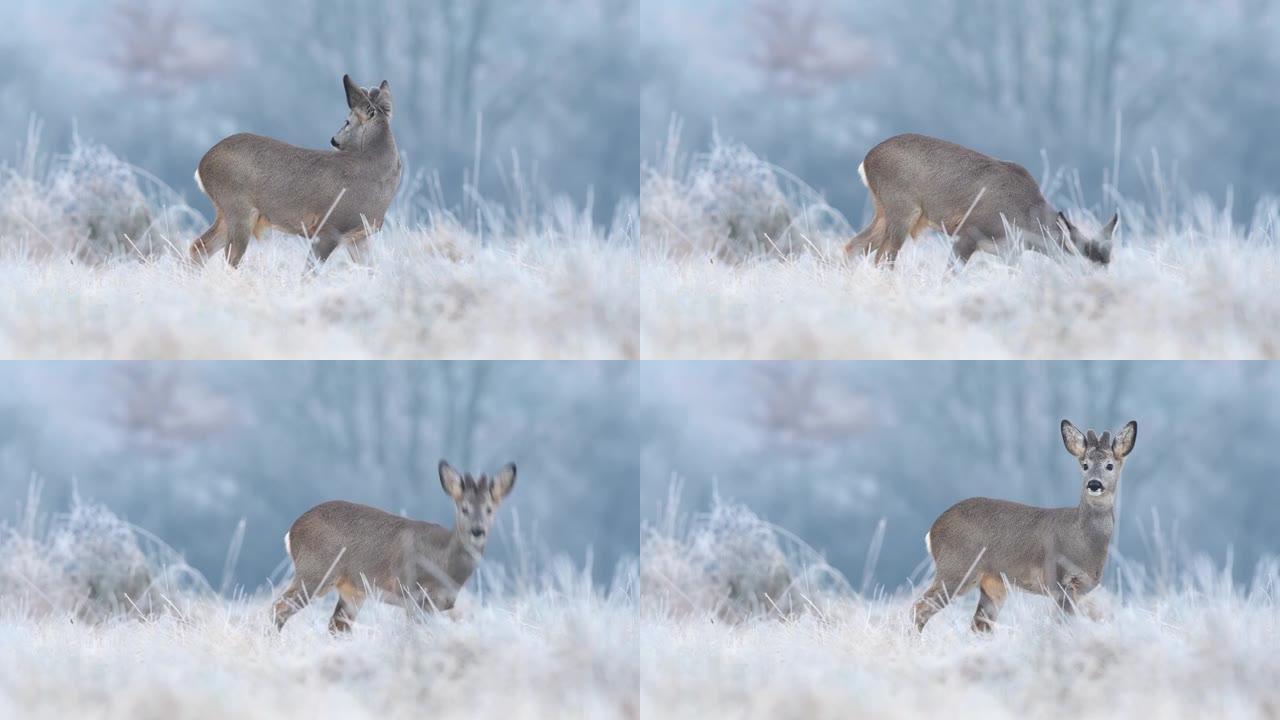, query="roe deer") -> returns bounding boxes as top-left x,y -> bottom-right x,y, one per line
845,134 -> 1117,265
190,74 -> 402,268
913,419 -> 1136,633
272,460 -> 515,633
